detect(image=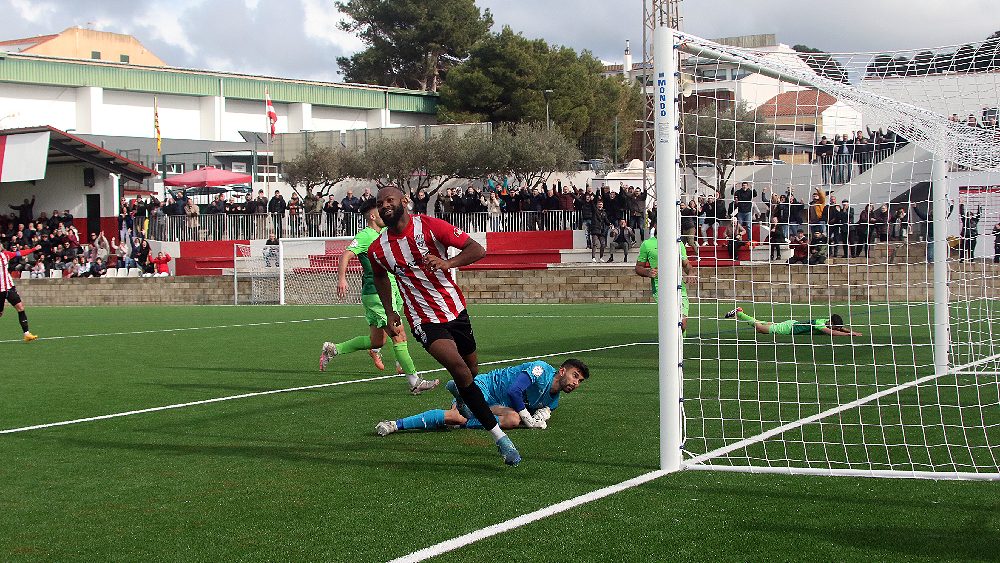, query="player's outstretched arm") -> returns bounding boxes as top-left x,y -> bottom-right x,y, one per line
336,248 -> 355,300
822,327 -> 862,337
